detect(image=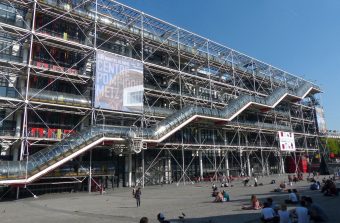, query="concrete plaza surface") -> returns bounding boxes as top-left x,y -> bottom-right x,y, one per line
0,175 -> 339,223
